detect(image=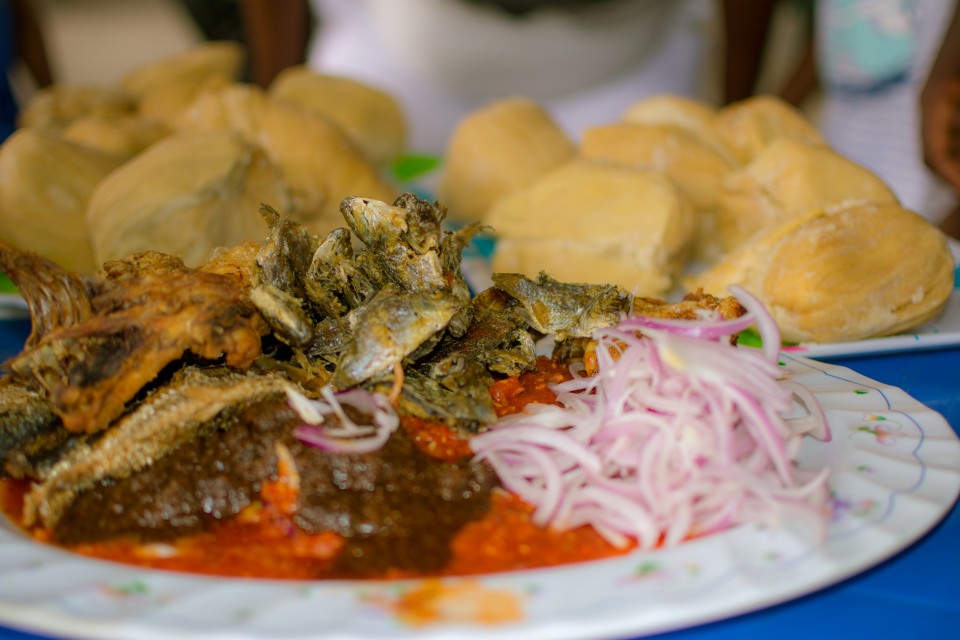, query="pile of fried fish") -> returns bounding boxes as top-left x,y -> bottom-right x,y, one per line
0,193 -> 735,576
